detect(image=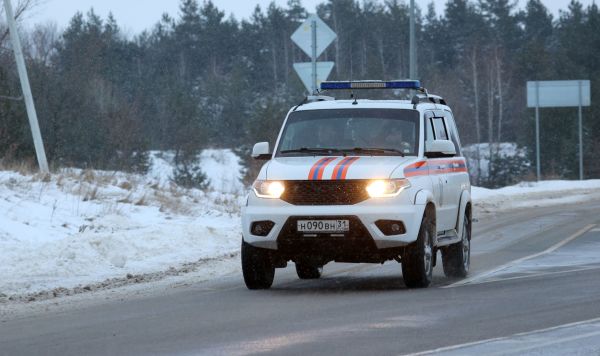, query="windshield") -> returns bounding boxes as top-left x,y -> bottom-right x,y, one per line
276,109 -> 420,157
